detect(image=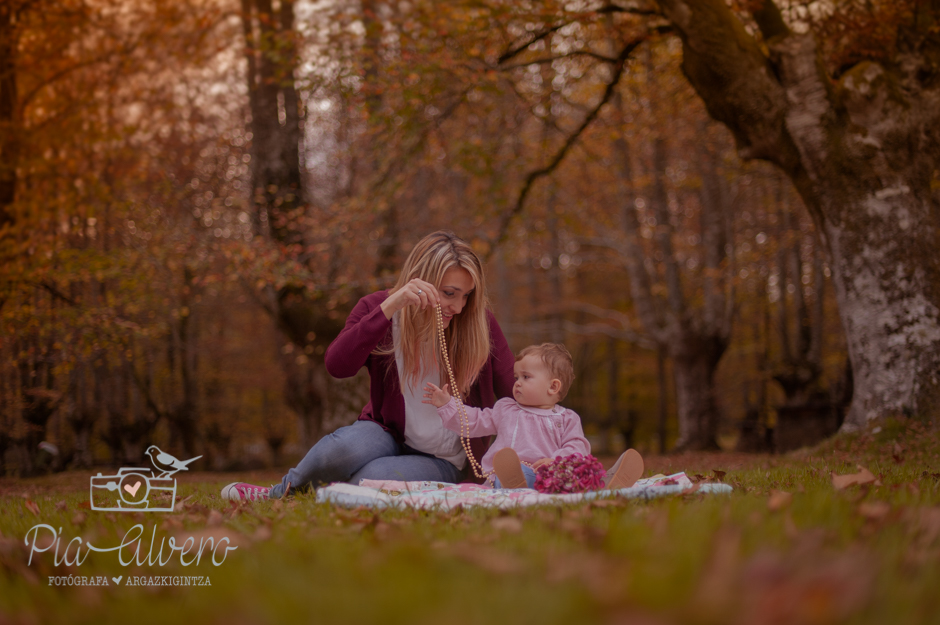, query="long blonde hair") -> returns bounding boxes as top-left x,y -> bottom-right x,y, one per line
377,231 -> 490,397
